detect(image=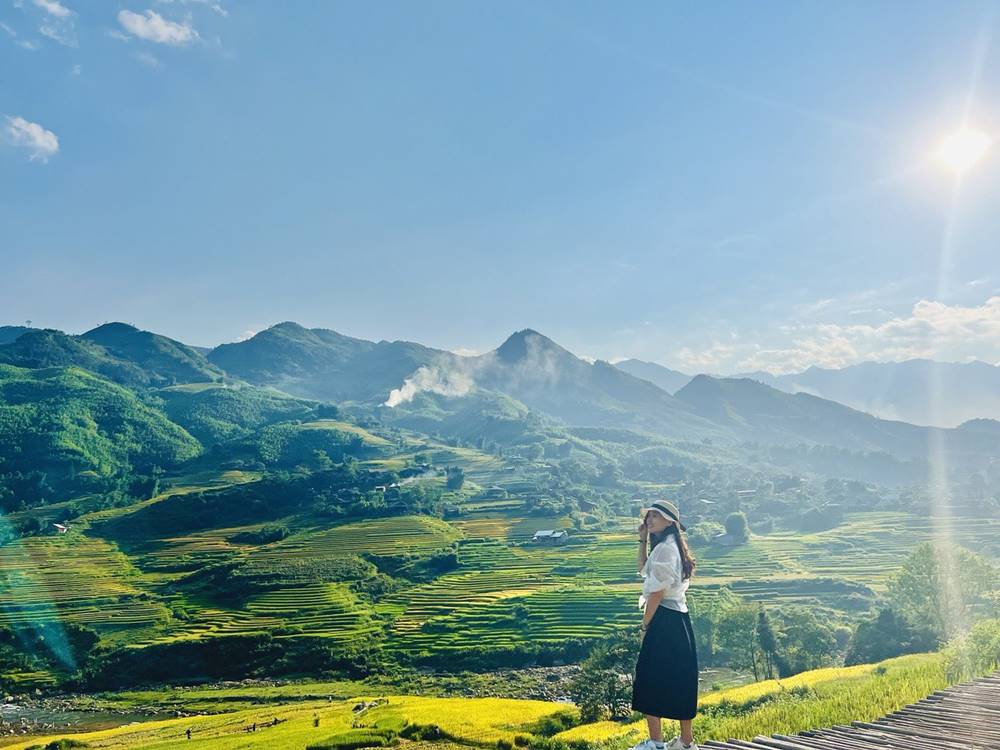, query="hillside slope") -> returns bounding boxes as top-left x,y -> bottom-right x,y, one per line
675,374 -> 1000,463
0,324 -> 223,388
741,359 -> 1000,428
0,365 -> 201,509
208,322 -> 452,403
